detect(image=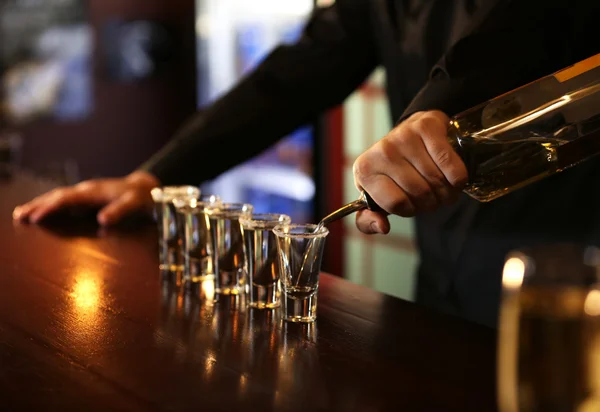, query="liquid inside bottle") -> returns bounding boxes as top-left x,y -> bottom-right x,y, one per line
449,54 -> 600,202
